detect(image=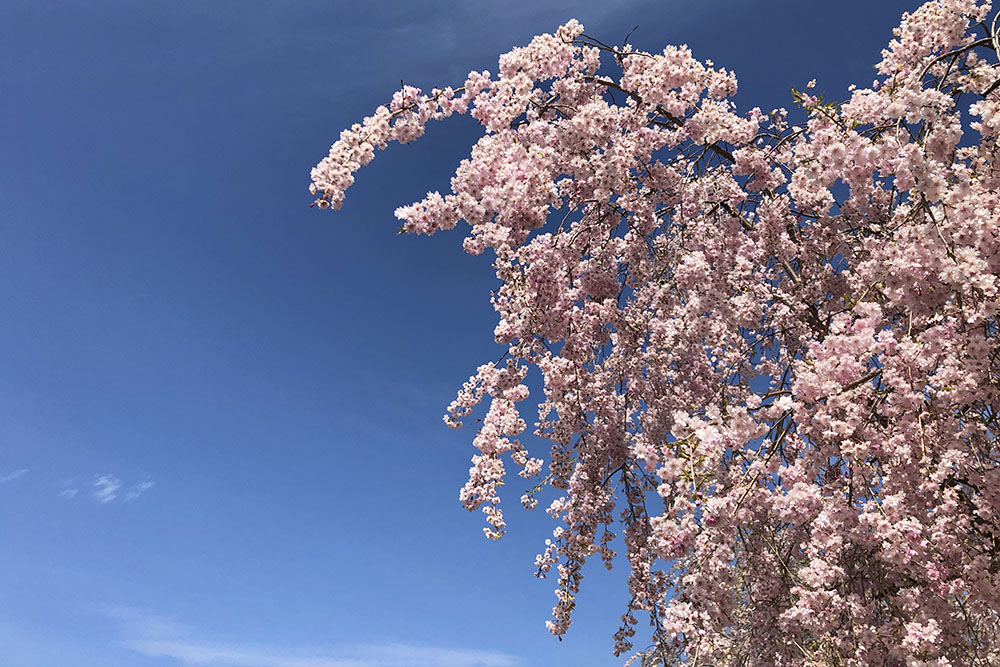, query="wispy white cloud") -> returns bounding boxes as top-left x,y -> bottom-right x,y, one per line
123,639 -> 519,667
92,474 -> 123,503
124,480 -> 156,500
110,607 -> 520,667
57,488 -> 79,499
87,475 -> 154,503
0,468 -> 29,483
